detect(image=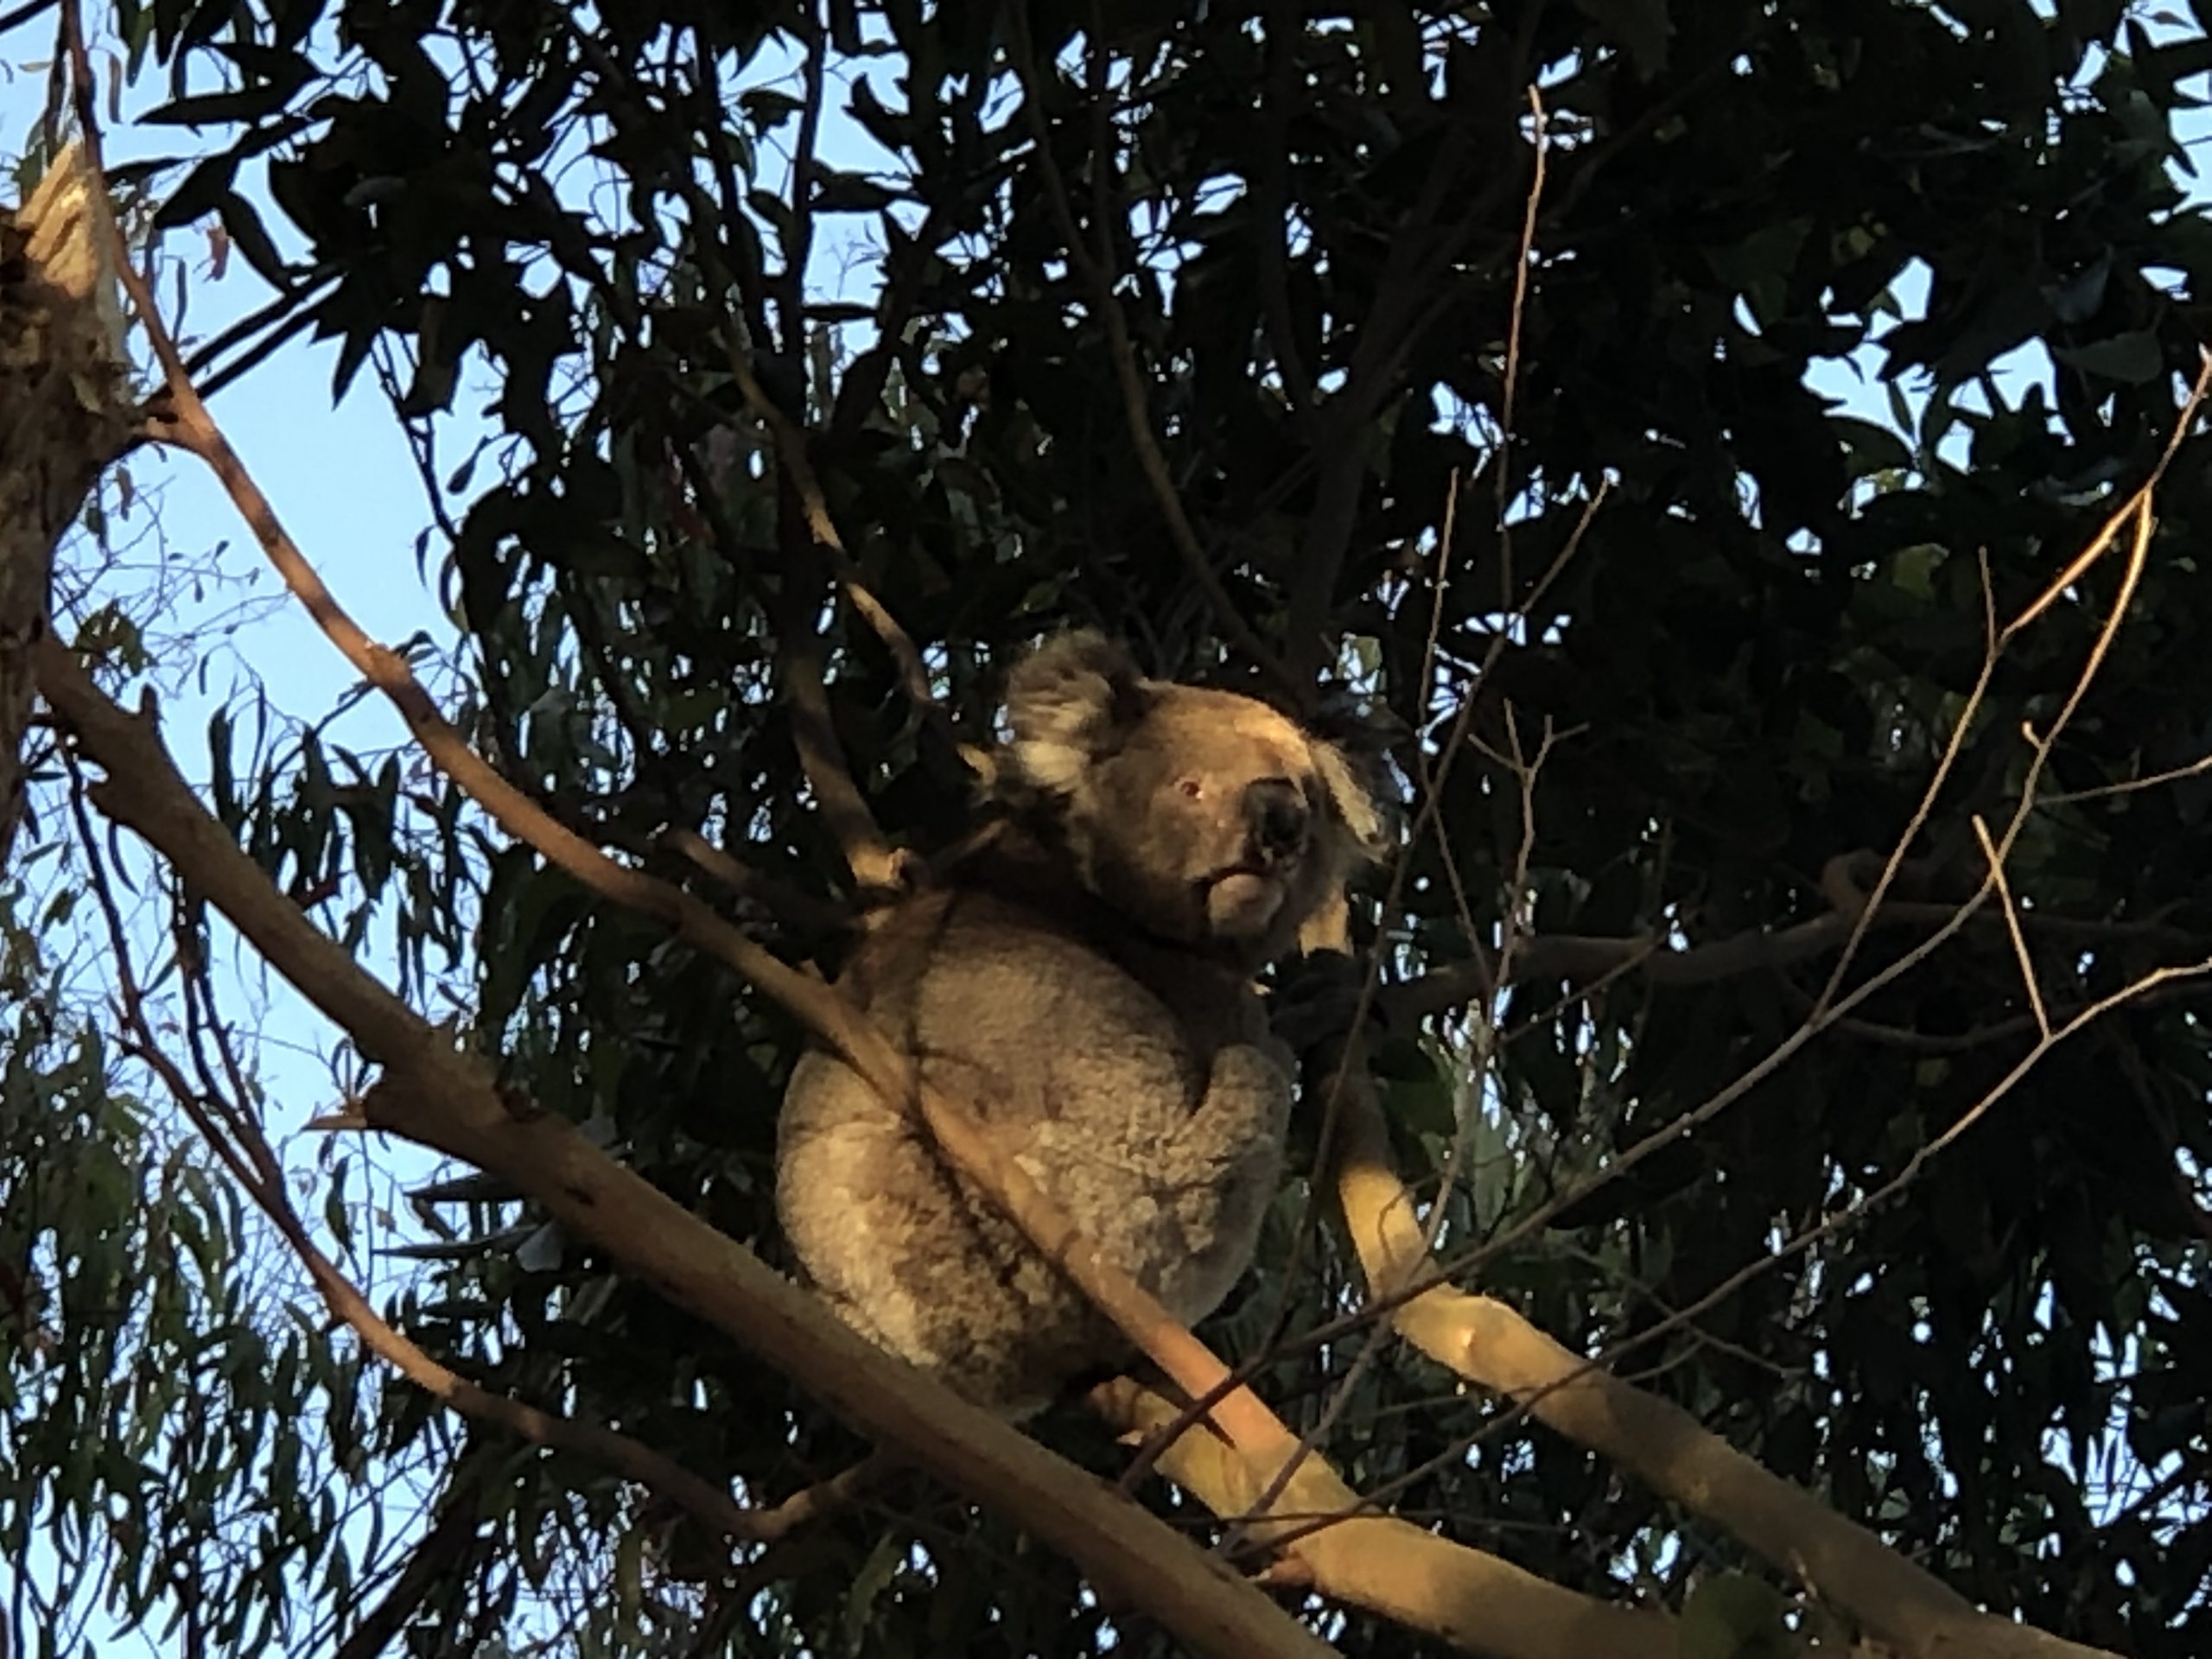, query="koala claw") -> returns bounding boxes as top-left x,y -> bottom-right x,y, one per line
1271,951 -> 1394,1062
